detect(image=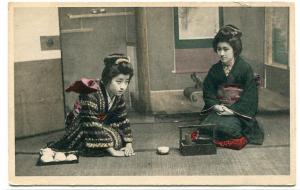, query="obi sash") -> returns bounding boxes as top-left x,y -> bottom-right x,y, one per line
217,84 -> 243,106
65,78 -> 100,94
